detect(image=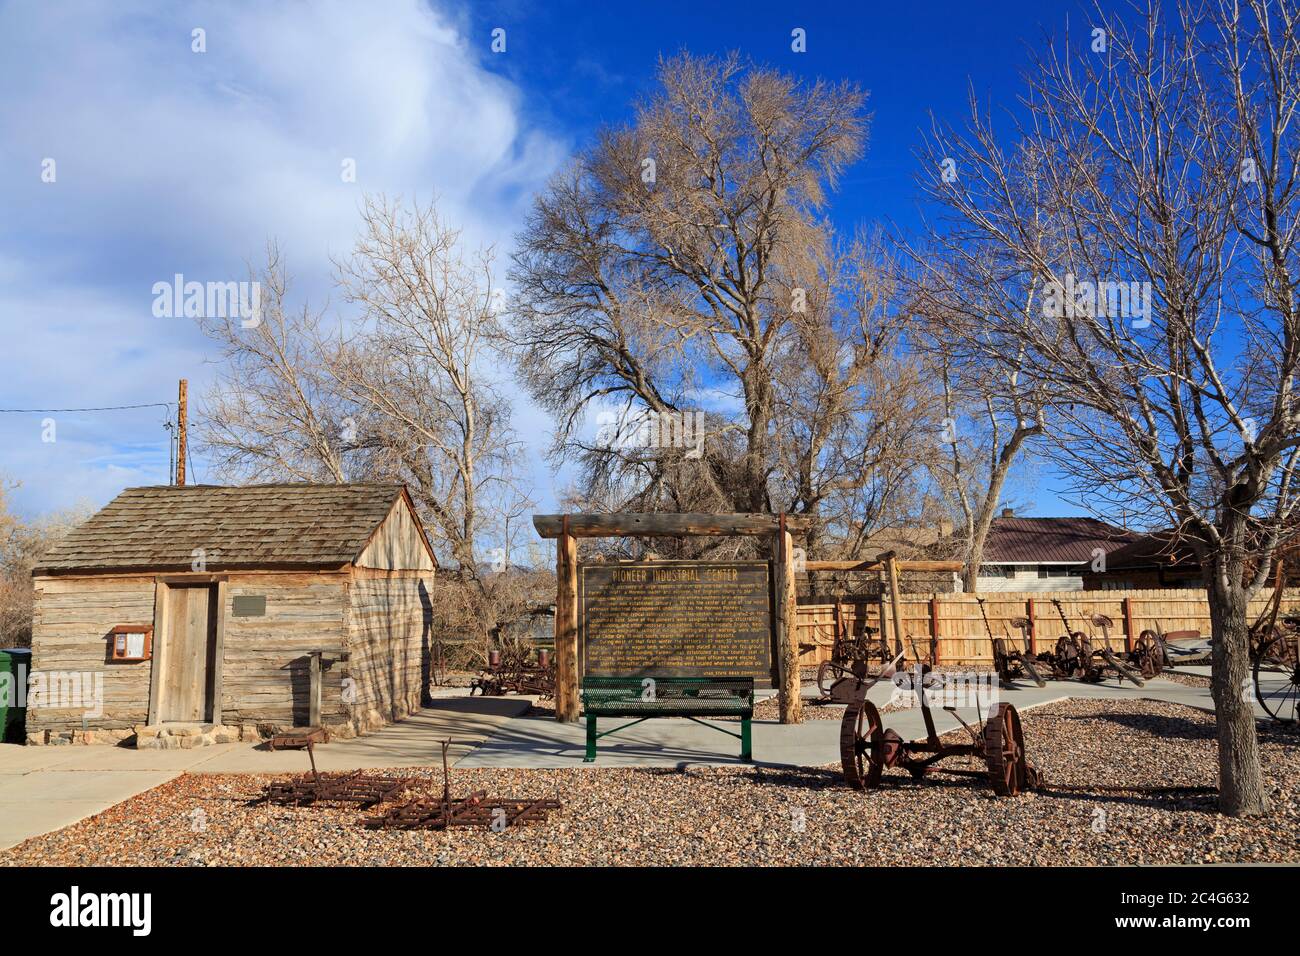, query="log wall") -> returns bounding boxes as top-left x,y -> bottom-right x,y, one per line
27,575 -> 156,734
343,572 -> 434,734
218,575 -> 349,728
